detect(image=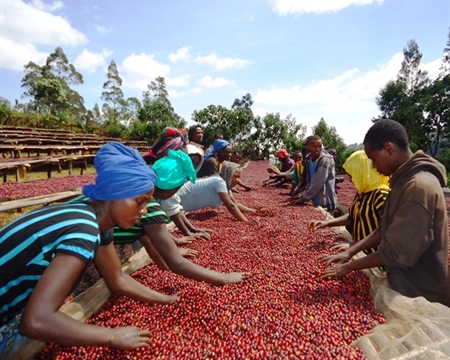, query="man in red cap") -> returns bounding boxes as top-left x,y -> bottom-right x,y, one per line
263,149 -> 295,187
